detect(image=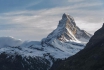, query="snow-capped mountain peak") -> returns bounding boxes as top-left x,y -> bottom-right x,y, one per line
42,13 -> 91,44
